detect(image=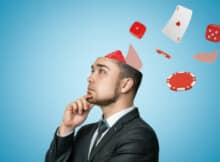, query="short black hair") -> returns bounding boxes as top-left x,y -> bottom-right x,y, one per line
116,61 -> 143,98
